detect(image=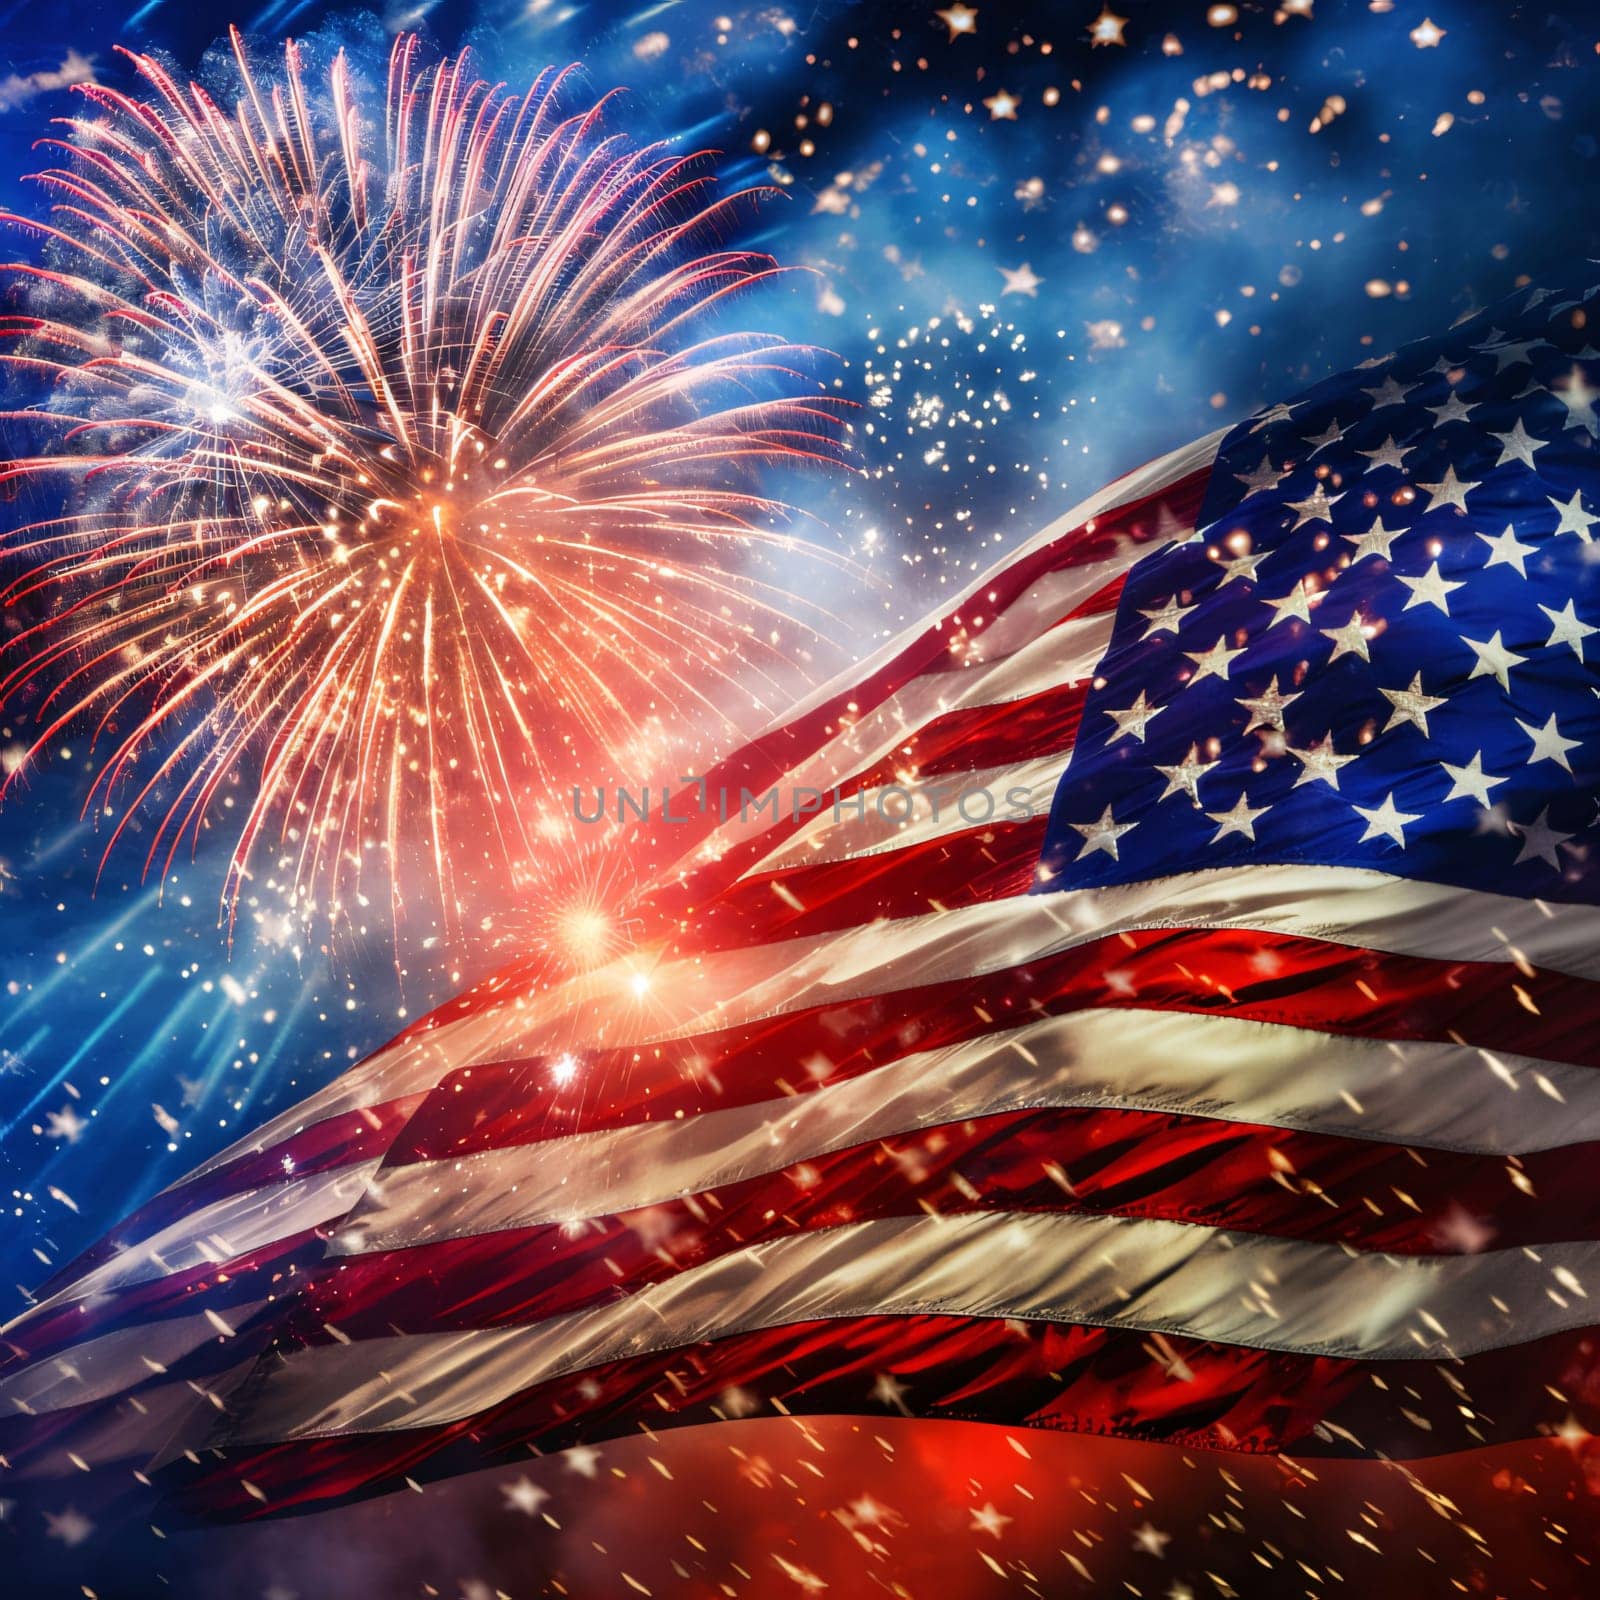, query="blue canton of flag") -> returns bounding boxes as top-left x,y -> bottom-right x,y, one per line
1039,276 -> 1600,904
